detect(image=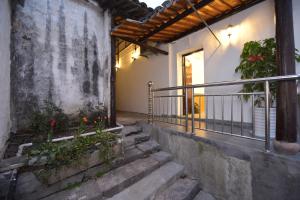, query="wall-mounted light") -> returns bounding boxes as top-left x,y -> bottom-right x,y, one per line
132,44 -> 140,60
227,24 -> 233,38
116,45 -> 121,71
115,60 -> 120,71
